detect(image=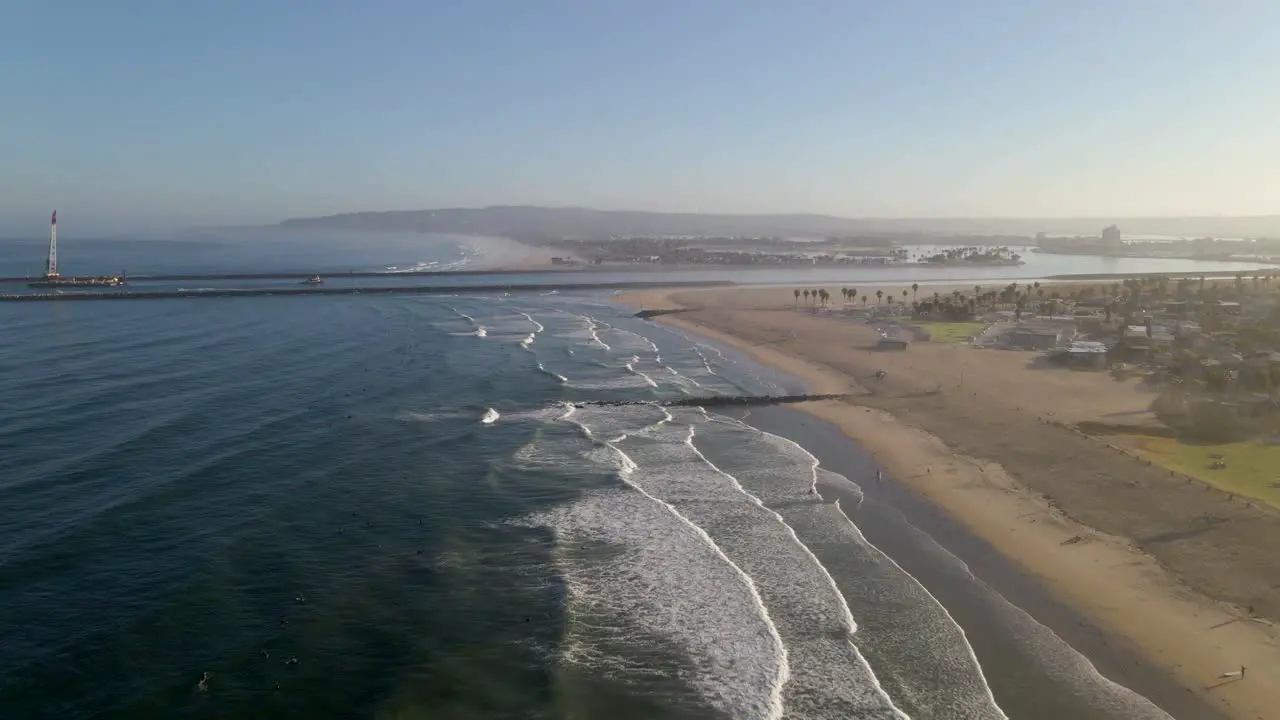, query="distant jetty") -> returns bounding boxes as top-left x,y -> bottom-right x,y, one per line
0,280 -> 733,303
0,268 -> 584,285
